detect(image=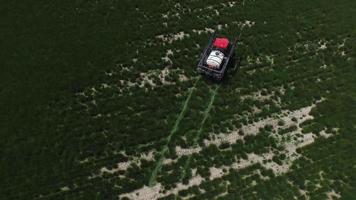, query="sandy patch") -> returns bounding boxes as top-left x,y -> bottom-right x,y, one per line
232,20 -> 256,29
204,104 -> 317,147
161,49 -> 174,65
162,158 -> 174,165
175,146 -> 202,157
319,129 -> 333,138
92,150 -> 156,178
120,175 -> 204,200
209,167 -> 224,180
120,184 -> 162,200
192,27 -> 215,35
117,67 -> 189,90
326,189 -> 341,200
156,31 -> 190,44
60,186 -> 70,192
